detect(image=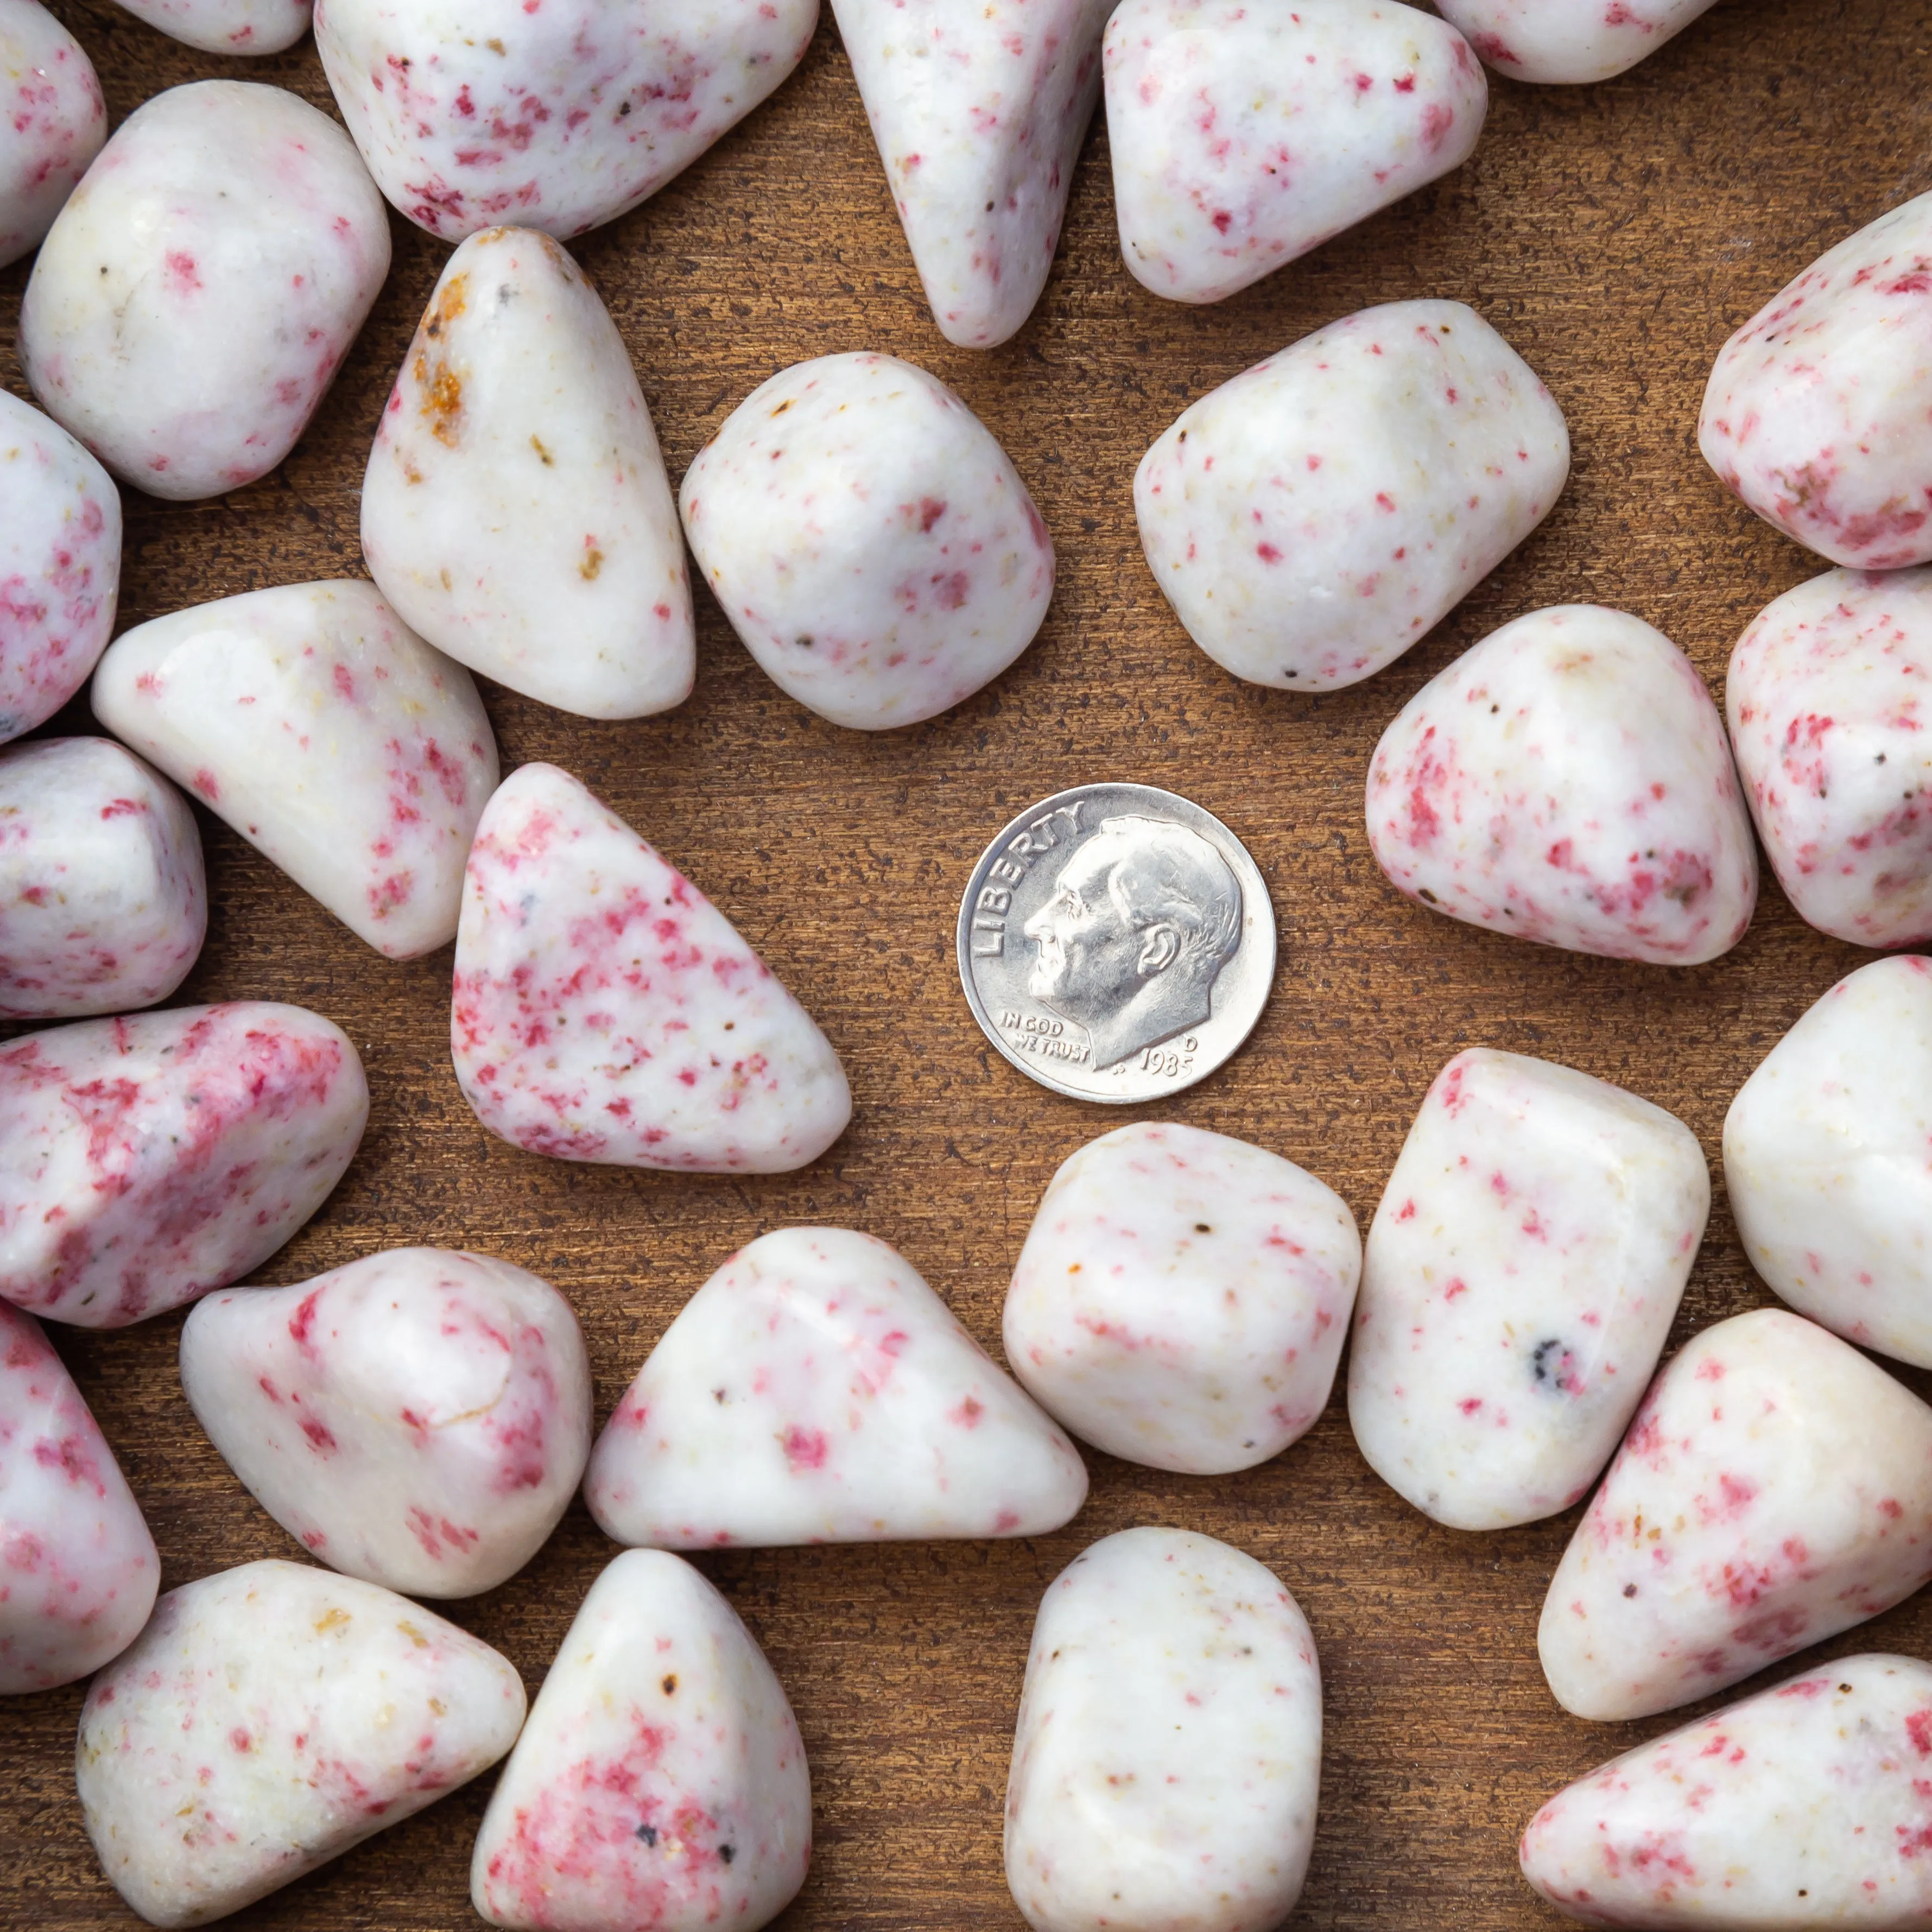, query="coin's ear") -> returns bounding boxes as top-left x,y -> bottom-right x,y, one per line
1137,923 -> 1182,977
